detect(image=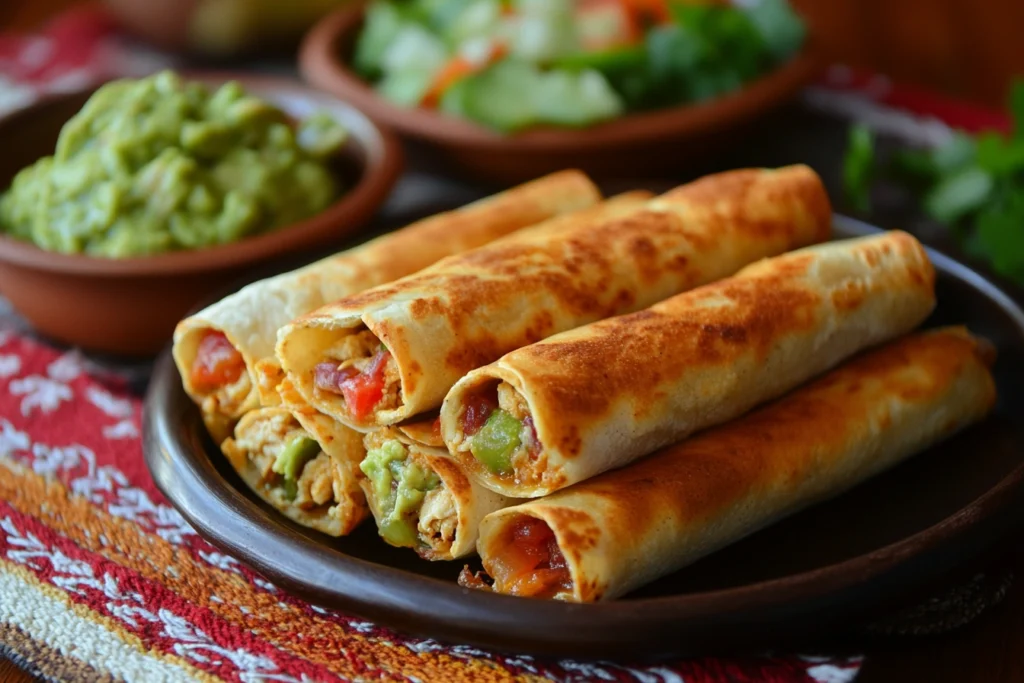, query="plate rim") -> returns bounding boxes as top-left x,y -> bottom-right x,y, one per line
143,215 -> 1024,657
